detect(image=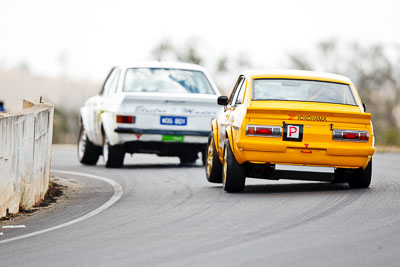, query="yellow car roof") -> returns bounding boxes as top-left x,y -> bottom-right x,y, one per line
243,69 -> 352,84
